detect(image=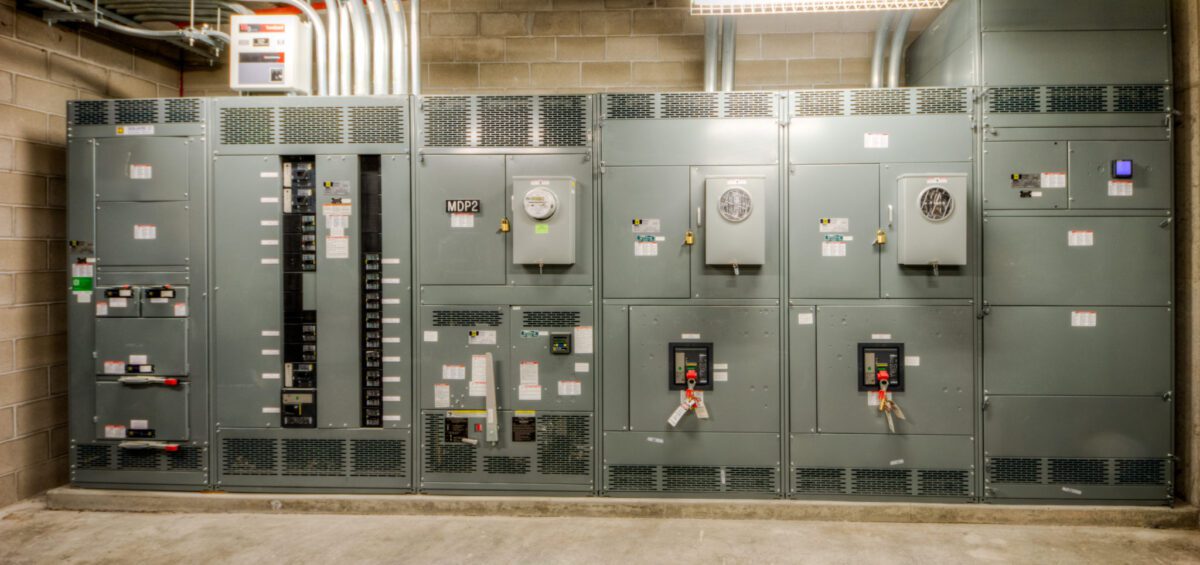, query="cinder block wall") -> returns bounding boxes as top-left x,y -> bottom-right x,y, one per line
0,0 -> 181,507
